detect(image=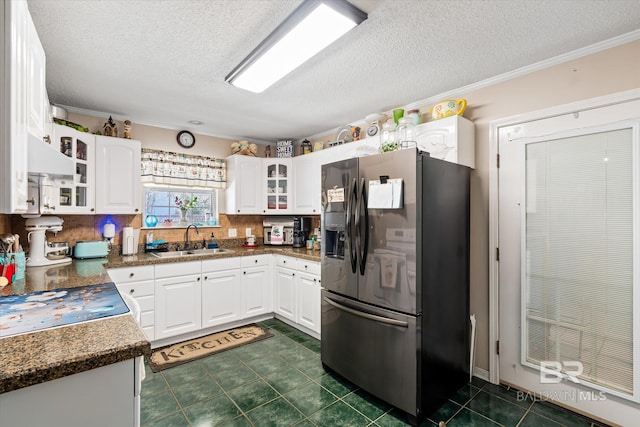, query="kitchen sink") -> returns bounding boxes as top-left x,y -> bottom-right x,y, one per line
151,248 -> 234,258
